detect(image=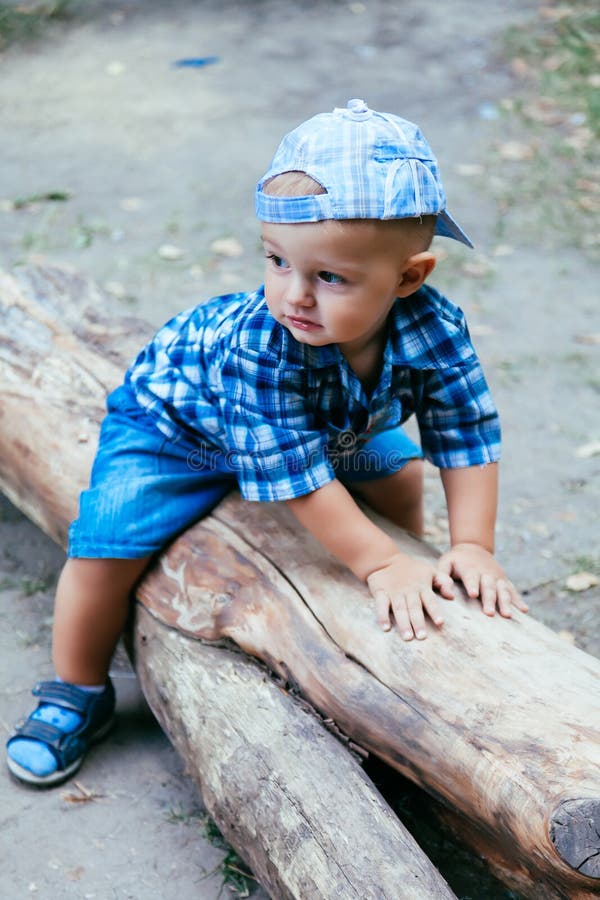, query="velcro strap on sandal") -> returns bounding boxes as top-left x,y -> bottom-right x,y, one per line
32,680 -> 98,714
12,716 -> 67,749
